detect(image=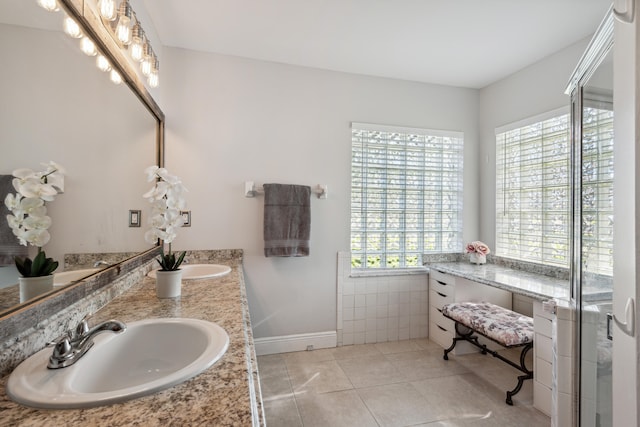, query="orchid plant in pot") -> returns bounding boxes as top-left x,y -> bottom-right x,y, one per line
4,161 -> 65,301
465,241 -> 490,265
143,166 -> 187,298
